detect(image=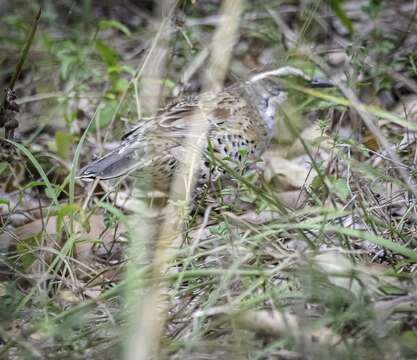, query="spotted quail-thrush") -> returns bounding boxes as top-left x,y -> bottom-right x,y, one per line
77,66 -> 333,192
